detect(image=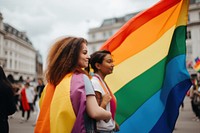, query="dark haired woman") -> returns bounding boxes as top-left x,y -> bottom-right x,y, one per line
90,50 -> 119,133
0,66 -> 16,133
